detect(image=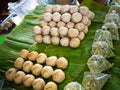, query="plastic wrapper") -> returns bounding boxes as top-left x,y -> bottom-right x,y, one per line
87,55 -> 114,73
64,82 -> 85,90
91,41 -> 115,58
82,72 -> 110,90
